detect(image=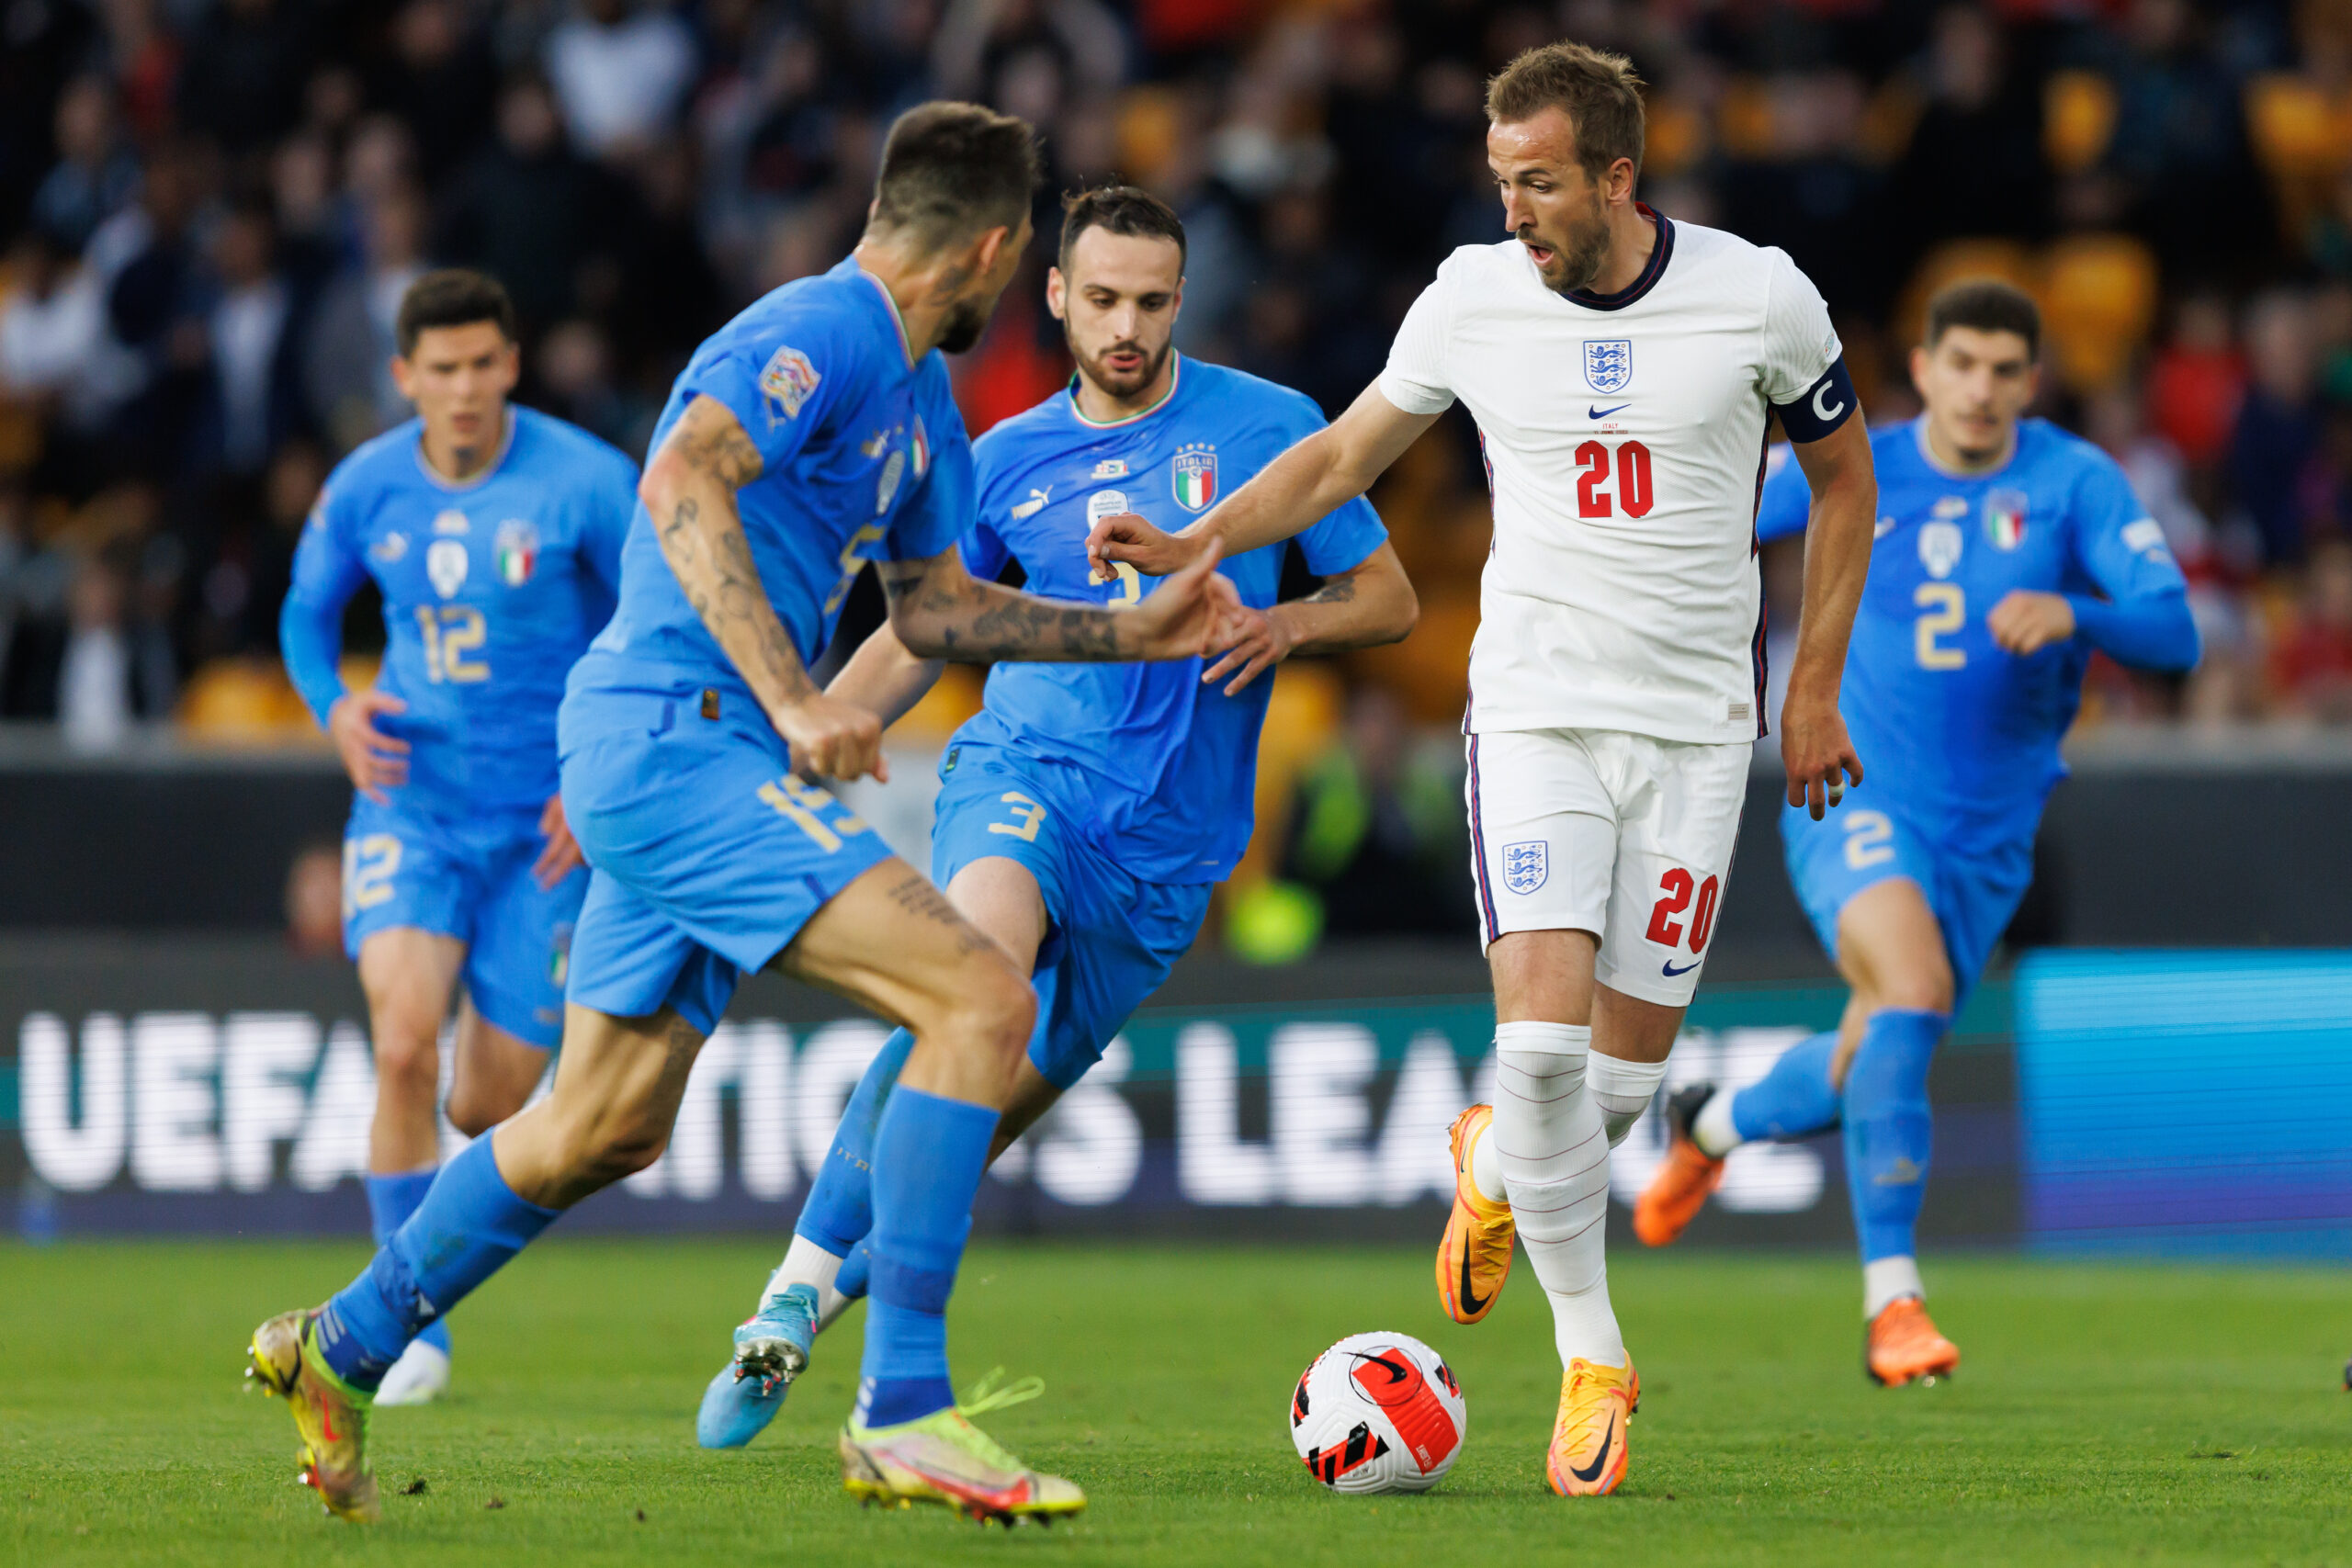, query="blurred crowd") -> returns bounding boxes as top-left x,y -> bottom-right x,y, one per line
8,0 -> 2352,776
